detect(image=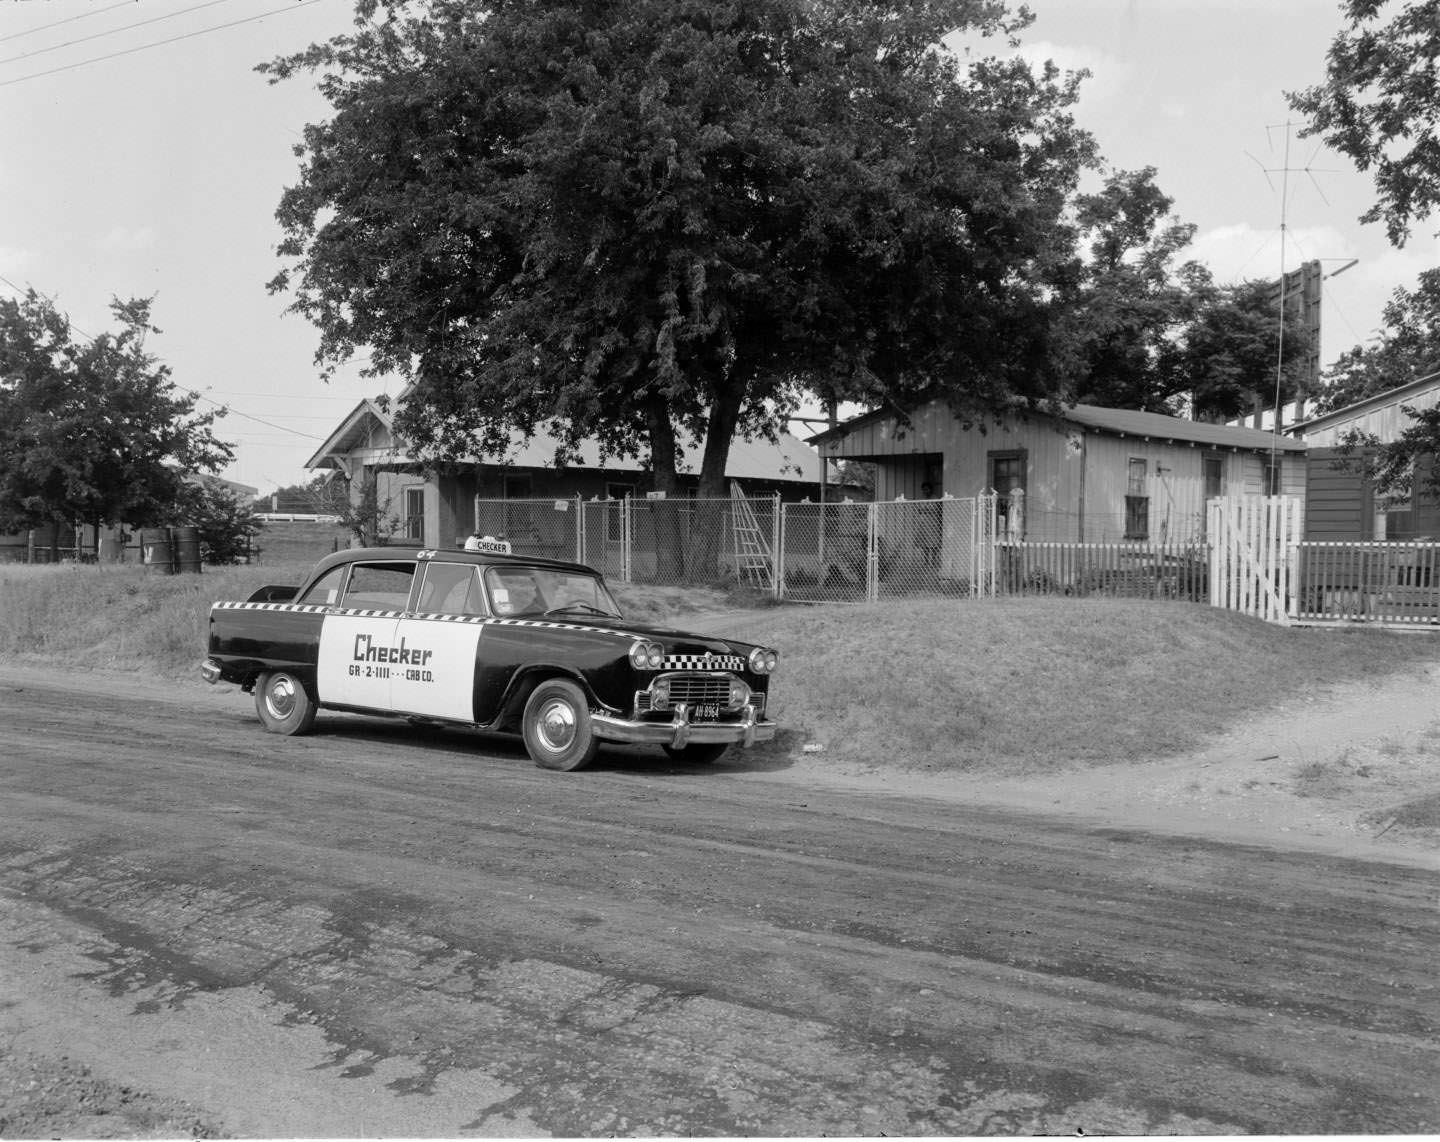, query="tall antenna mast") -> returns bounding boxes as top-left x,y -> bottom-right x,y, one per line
1250,121 -> 1335,487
